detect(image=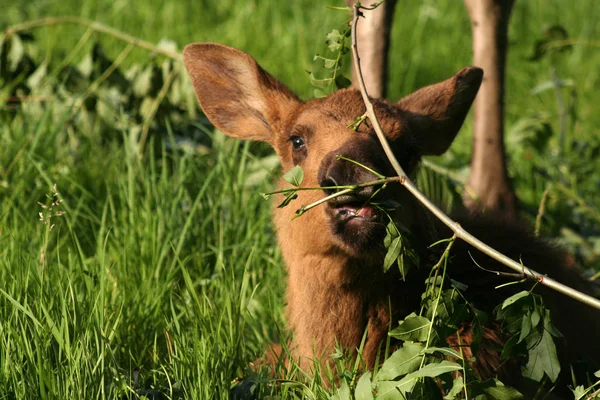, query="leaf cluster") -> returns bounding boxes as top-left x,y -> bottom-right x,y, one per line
309,26 -> 352,98
495,291 -> 561,383
0,32 -> 197,147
